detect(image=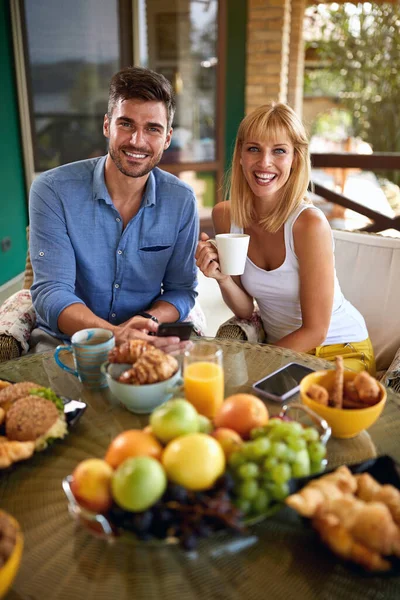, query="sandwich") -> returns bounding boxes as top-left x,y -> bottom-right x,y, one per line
6,395 -> 67,451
